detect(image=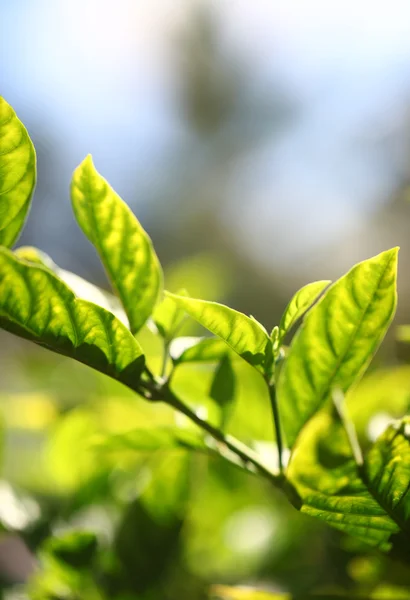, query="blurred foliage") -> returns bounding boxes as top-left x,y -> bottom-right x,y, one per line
2,5 -> 410,600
